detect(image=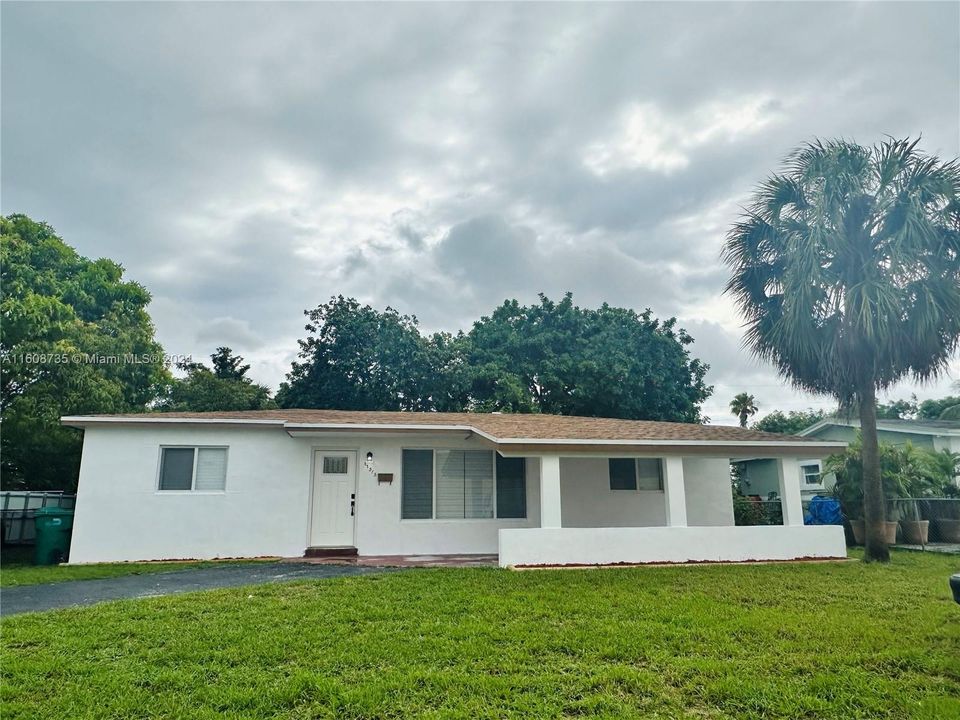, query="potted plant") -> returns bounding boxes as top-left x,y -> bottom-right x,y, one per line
828,438 -> 901,545
898,447 -> 959,544
934,485 -> 960,542
891,444 -> 930,544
